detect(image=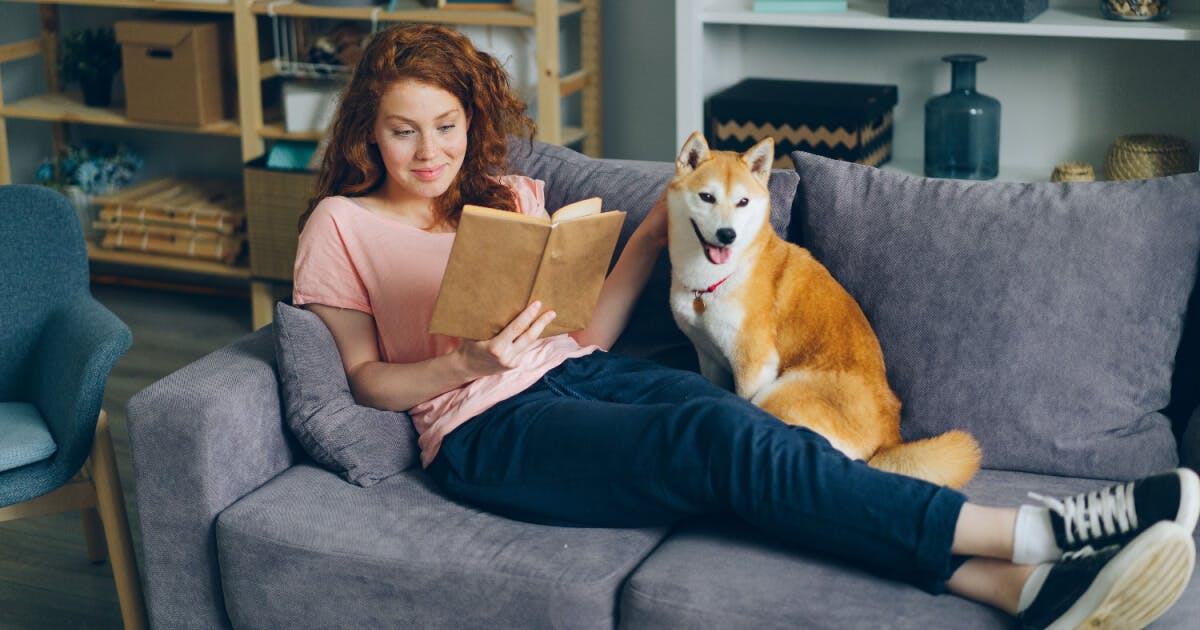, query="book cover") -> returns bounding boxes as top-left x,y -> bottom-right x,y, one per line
429,197 -> 625,340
